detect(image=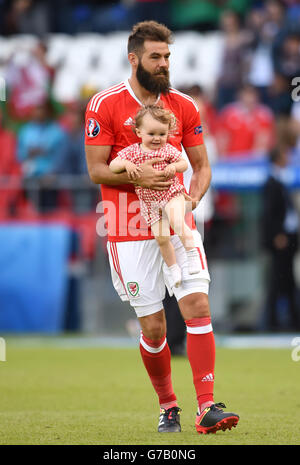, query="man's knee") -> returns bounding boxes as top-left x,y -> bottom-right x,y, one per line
139,310 -> 166,341
178,292 -> 210,320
